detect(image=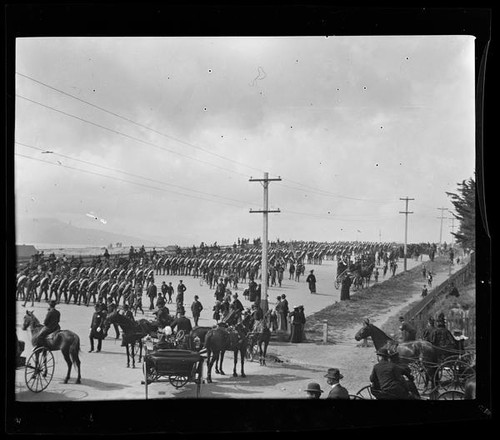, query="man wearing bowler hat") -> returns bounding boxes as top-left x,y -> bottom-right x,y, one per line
304,382 -> 324,399
324,368 -> 349,399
